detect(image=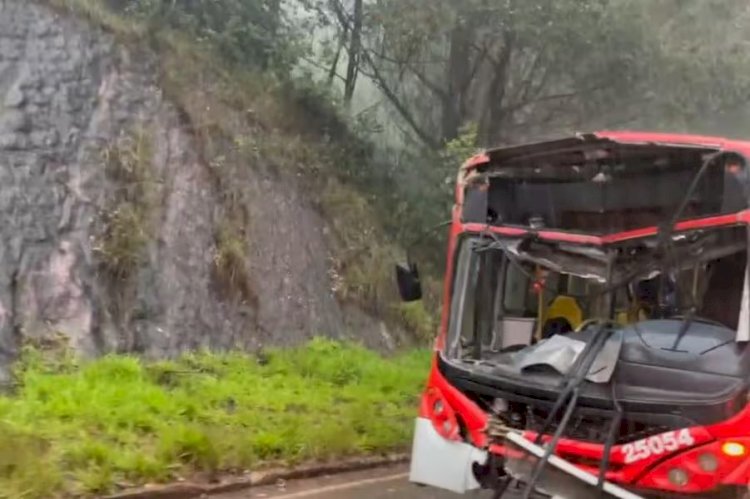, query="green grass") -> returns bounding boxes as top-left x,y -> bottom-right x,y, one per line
0,340 -> 430,498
